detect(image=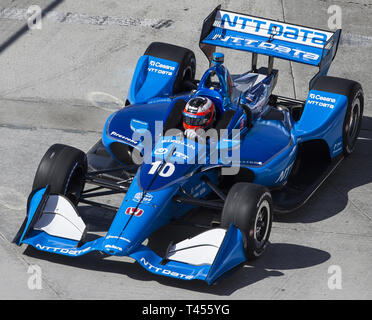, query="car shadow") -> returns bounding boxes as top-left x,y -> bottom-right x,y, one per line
274,115 -> 372,224
22,220 -> 331,296
22,240 -> 330,296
